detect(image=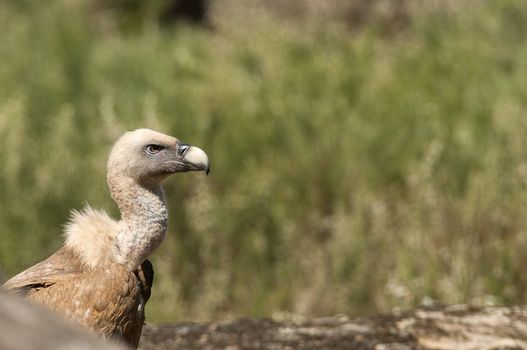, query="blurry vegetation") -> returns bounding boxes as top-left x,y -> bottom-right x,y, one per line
91,0 -> 208,31
1,0 -> 527,322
